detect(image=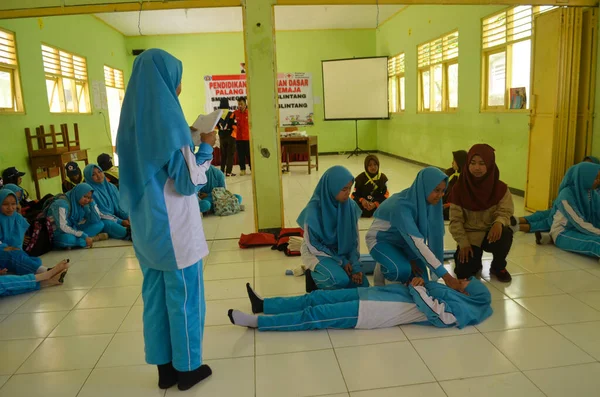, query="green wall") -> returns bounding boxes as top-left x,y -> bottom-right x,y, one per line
0,15 -> 128,197
376,5 -> 530,190
126,29 -> 378,153
593,5 -> 600,158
